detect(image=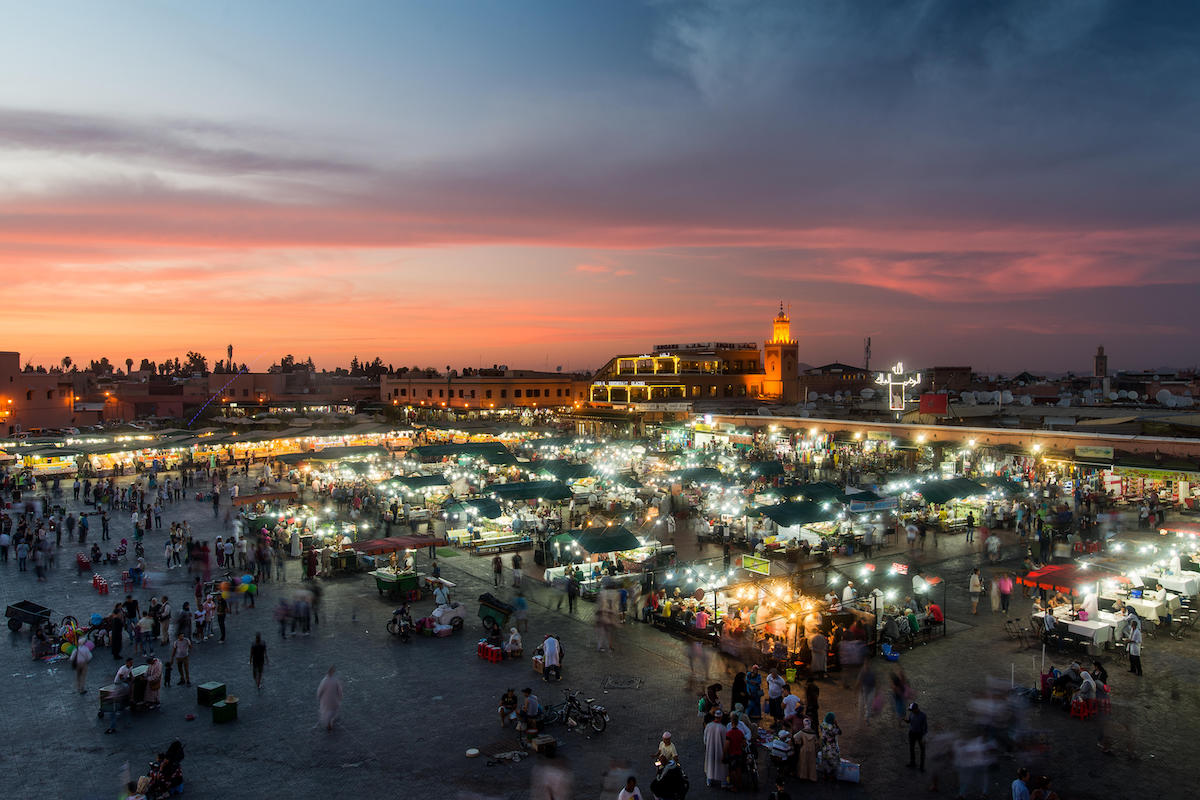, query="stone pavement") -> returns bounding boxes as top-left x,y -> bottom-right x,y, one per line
2,478 -> 1198,800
